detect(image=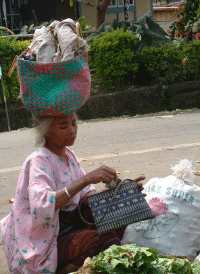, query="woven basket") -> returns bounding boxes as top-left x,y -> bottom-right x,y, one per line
16,22 -> 91,116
